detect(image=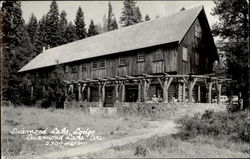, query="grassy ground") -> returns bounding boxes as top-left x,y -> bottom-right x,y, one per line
1,106 -> 150,157
82,135 -> 249,158
2,105 -> 249,158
